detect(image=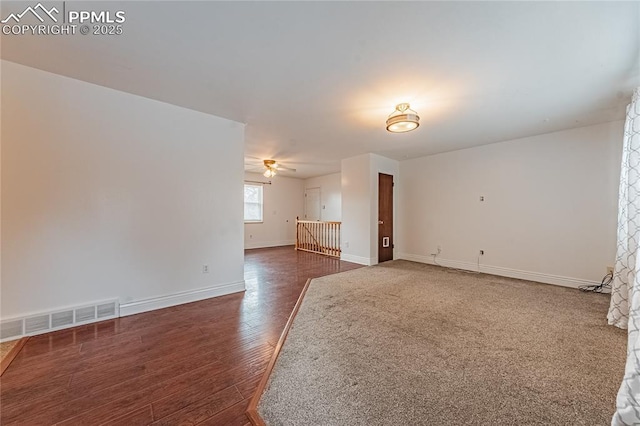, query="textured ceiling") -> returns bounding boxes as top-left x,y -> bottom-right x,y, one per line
2,1 -> 638,178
